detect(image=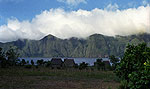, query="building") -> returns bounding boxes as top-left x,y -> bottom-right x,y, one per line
51,58 -> 63,69
63,59 -> 75,68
